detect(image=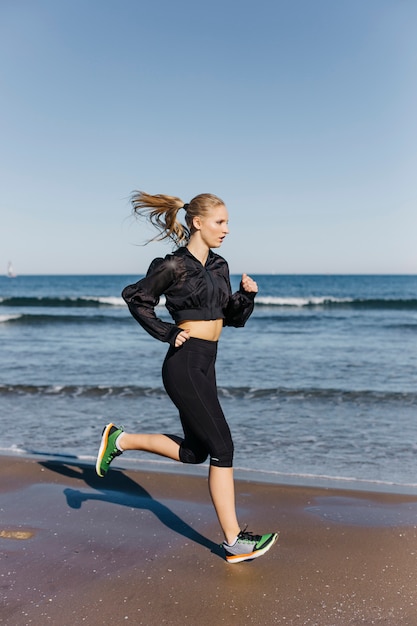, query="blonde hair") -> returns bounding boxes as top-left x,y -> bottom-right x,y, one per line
131,190 -> 225,246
